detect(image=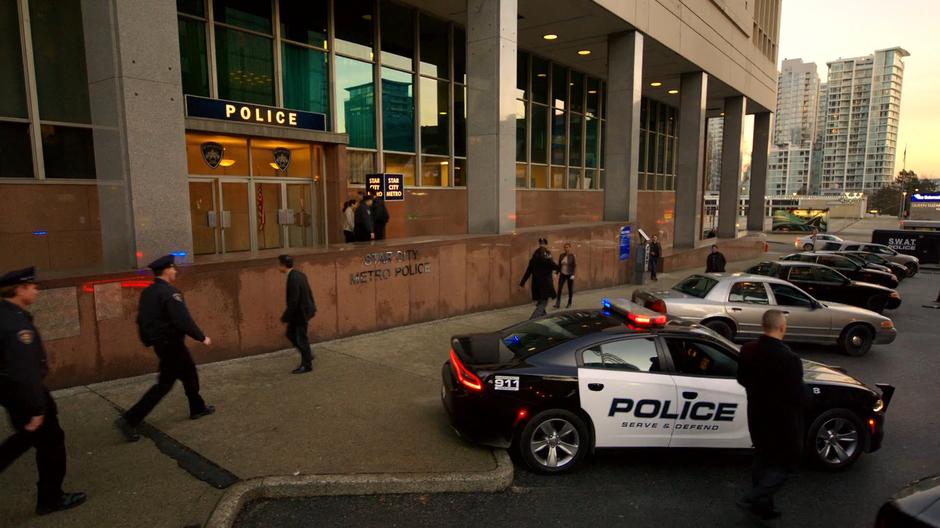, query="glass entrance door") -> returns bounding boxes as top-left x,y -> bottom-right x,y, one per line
286,183 -> 315,248
256,182 -> 284,250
